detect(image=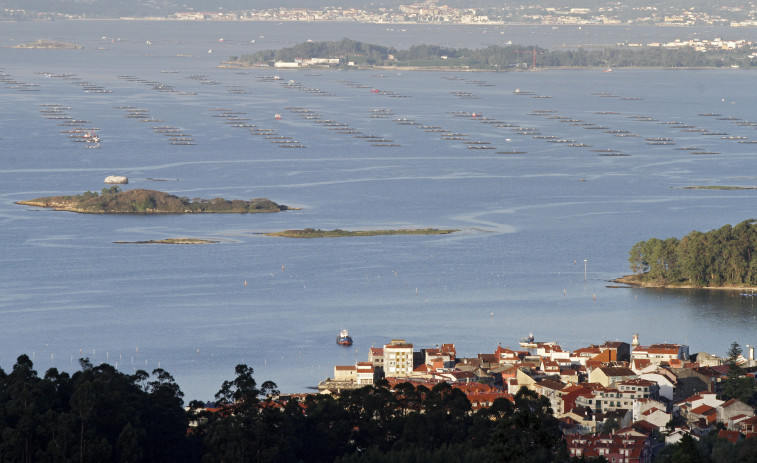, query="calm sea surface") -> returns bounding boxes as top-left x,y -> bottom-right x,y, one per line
2,20 -> 757,400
